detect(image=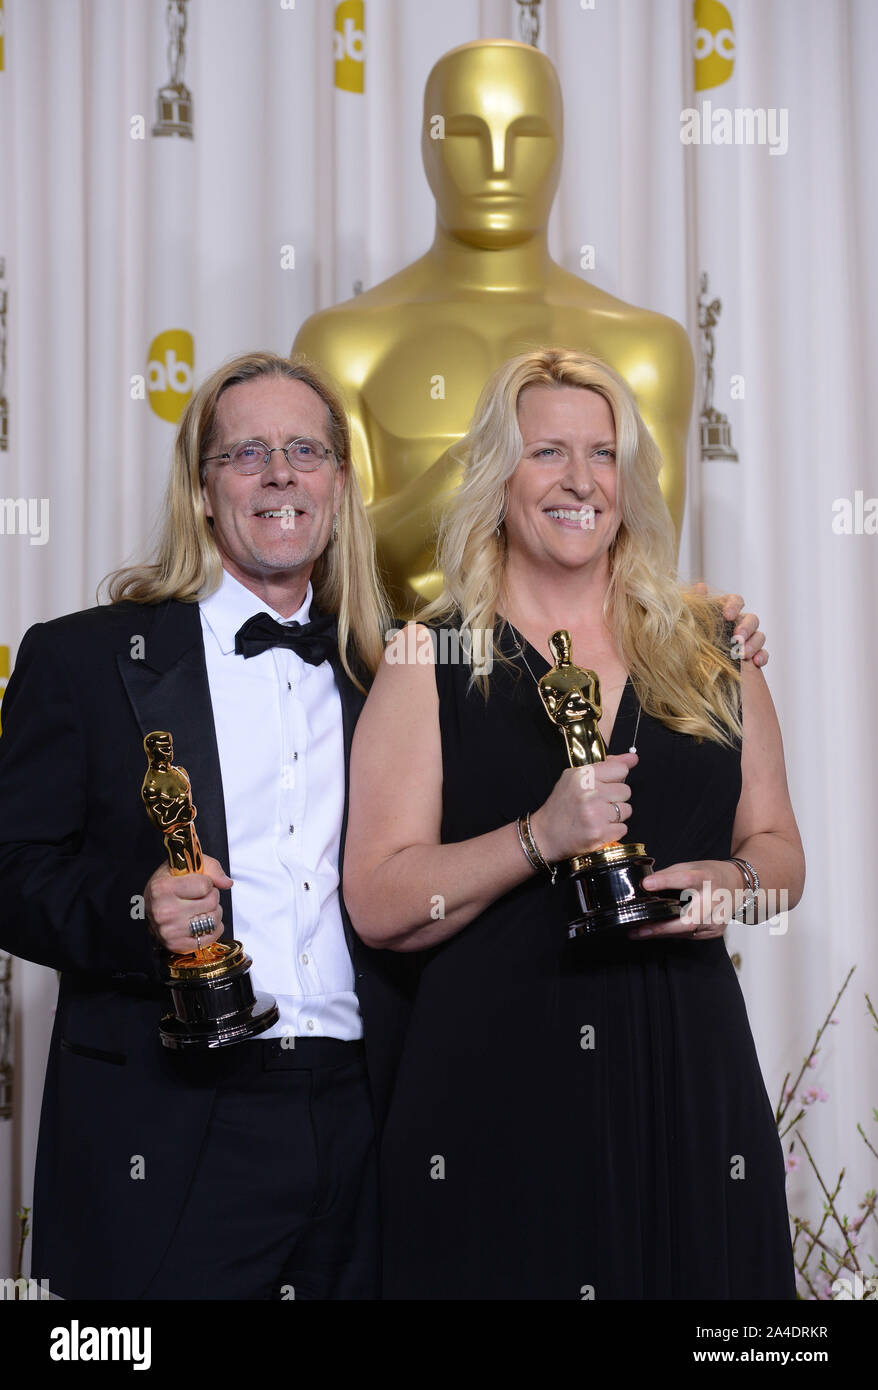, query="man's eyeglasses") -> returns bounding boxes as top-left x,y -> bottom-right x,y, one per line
201,438 -> 336,475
